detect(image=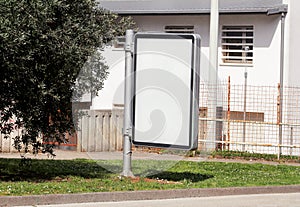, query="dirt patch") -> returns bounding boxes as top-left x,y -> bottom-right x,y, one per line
127,176 -> 183,185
